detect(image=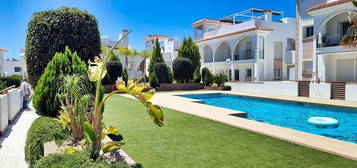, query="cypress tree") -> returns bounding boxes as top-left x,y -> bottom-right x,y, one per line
148,38 -> 164,75
177,36 -> 201,72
